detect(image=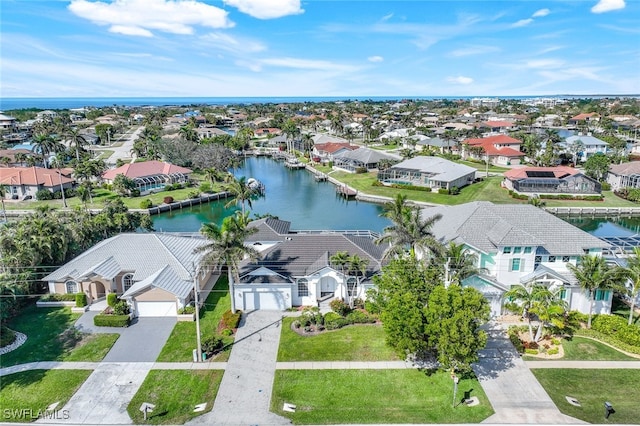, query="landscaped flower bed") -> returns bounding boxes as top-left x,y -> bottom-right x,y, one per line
291,302 -> 378,336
